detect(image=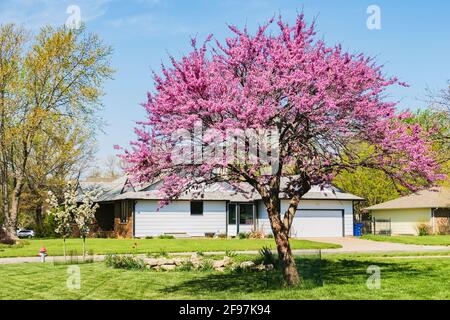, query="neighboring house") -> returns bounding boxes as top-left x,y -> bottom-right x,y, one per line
365,187 -> 450,235
78,177 -> 363,239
